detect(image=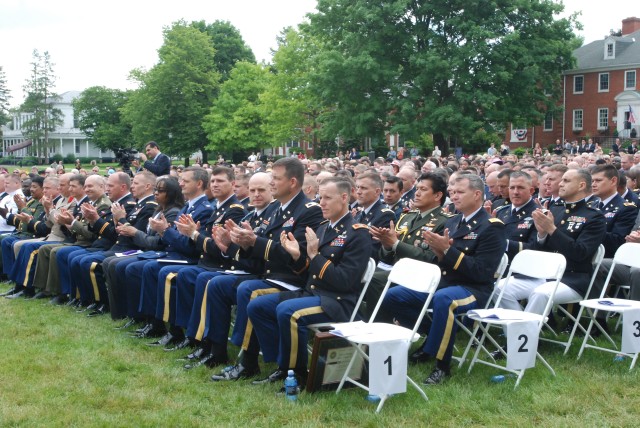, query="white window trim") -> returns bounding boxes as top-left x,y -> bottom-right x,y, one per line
606,42 -> 615,59
597,108 -> 609,130
573,75 -> 584,94
573,109 -> 584,131
598,72 -> 610,93
543,113 -> 553,131
625,70 -> 637,90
